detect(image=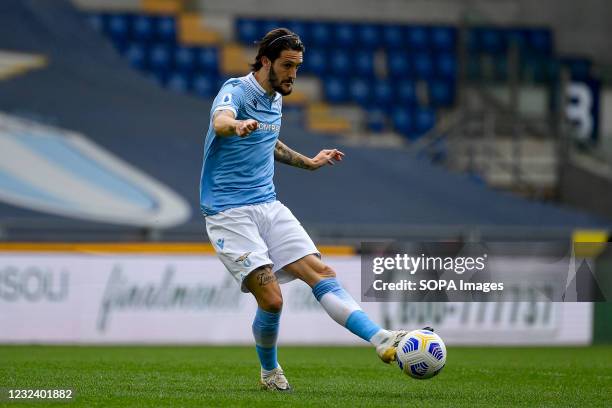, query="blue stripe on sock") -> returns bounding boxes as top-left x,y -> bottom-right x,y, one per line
312,277 -> 339,301
255,345 -> 278,371
345,310 -> 381,342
